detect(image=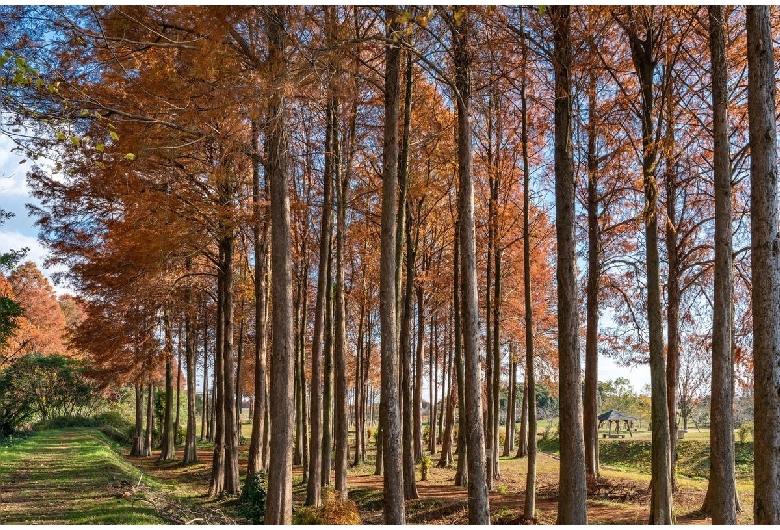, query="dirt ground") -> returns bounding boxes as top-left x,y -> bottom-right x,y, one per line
126,443 -> 754,525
